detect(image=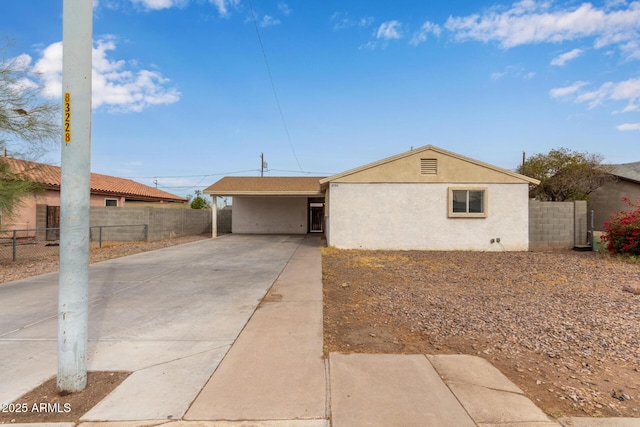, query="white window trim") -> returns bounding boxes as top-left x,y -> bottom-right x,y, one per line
105,198 -> 119,207
448,187 -> 488,218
